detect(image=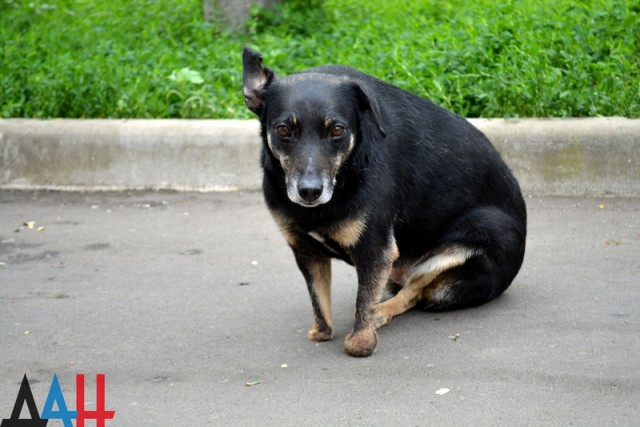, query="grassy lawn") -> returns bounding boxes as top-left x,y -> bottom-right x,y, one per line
1,0 -> 638,118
